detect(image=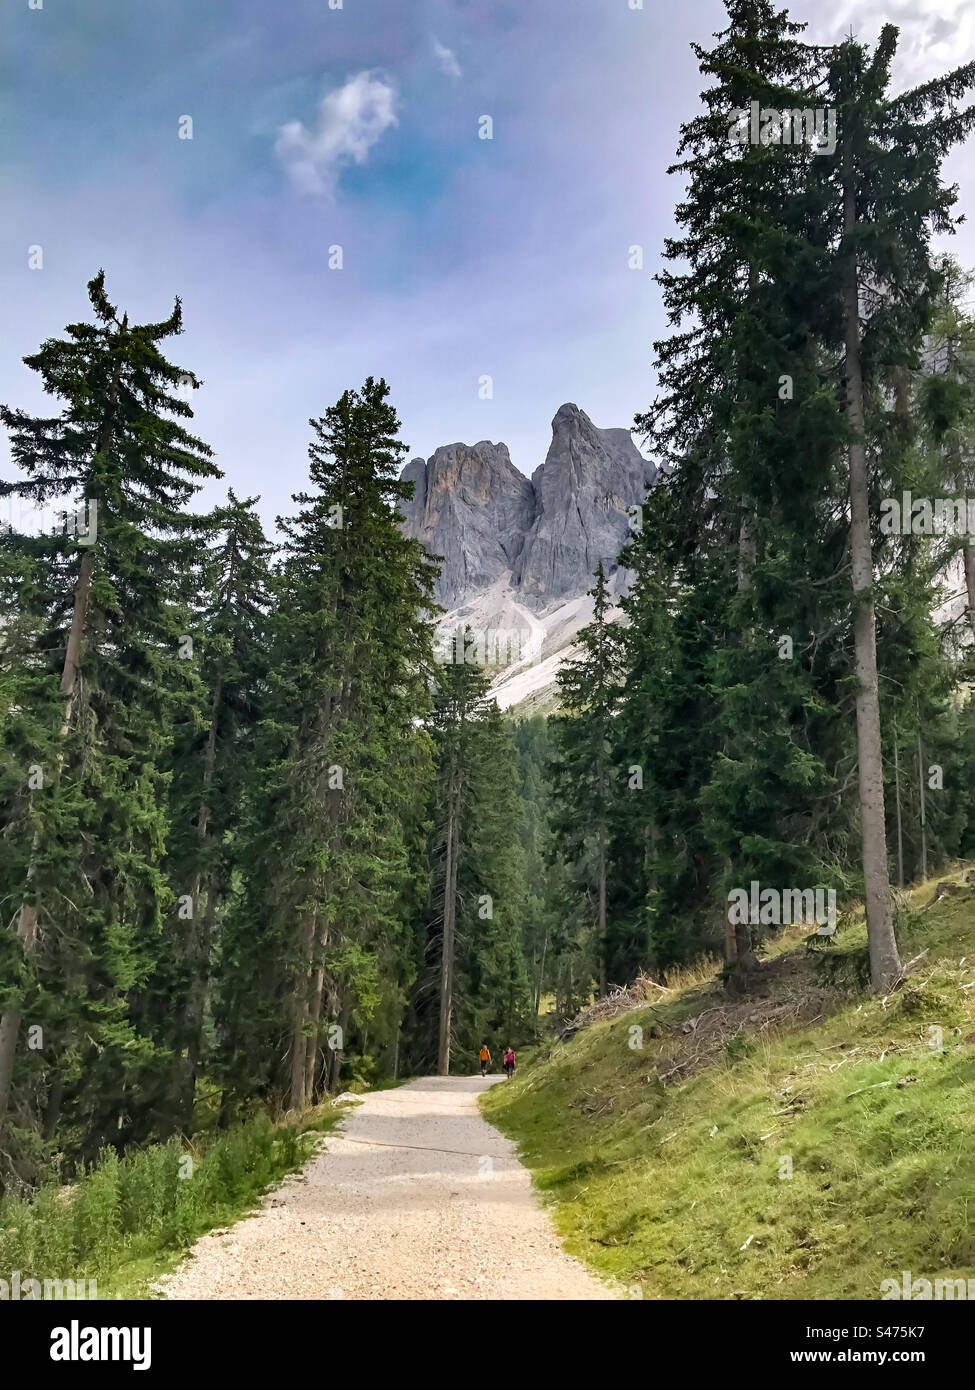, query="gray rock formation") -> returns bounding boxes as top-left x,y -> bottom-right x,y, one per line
398,405 -> 656,611
397,441 -> 536,609
513,403 -> 657,606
